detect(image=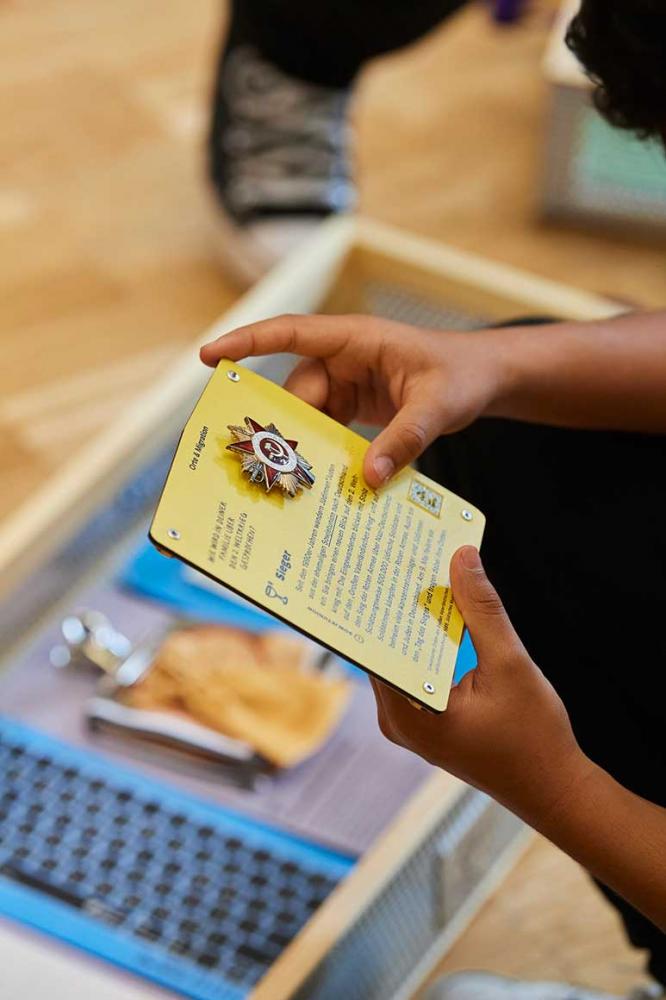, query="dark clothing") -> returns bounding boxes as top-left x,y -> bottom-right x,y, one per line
227,0 -> 468,88
420,419 -> 666,979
